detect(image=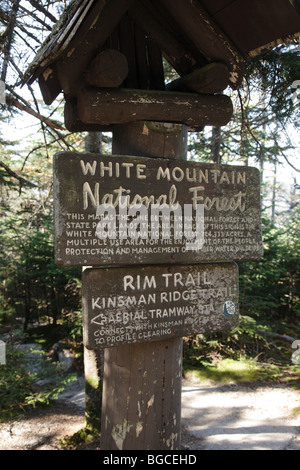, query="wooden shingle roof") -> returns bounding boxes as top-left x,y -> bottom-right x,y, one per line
23,0 -> 300,93
22,0 -> 300,131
